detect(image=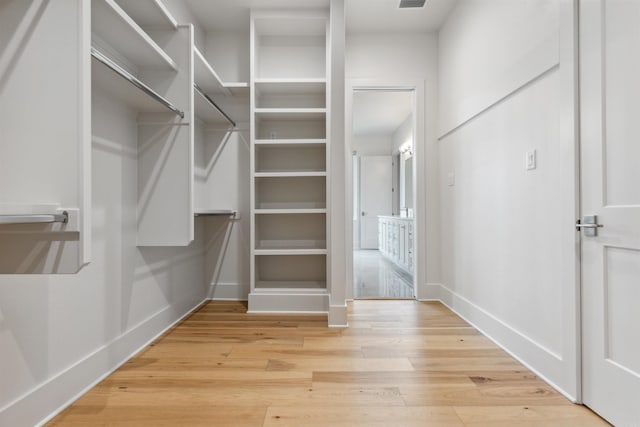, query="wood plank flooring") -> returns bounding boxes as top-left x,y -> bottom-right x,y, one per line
48,300 -> 609,426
